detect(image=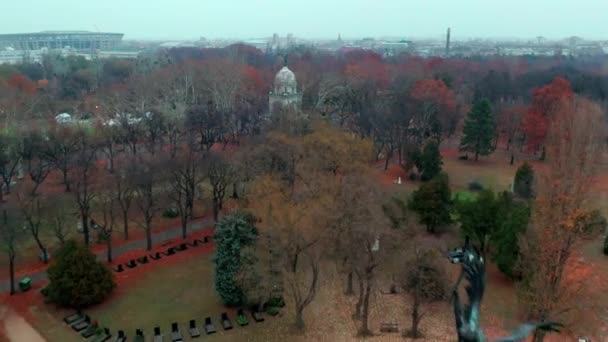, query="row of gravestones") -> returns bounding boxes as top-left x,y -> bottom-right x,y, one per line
113,236 -> 213,273
131,309 -> 266,341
